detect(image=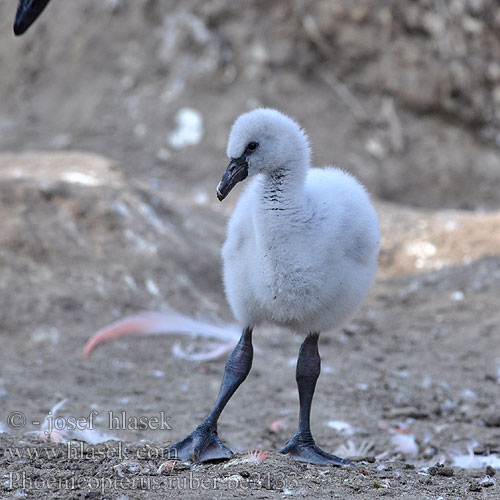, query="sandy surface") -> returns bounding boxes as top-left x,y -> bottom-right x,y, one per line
0,153 -> 499,499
